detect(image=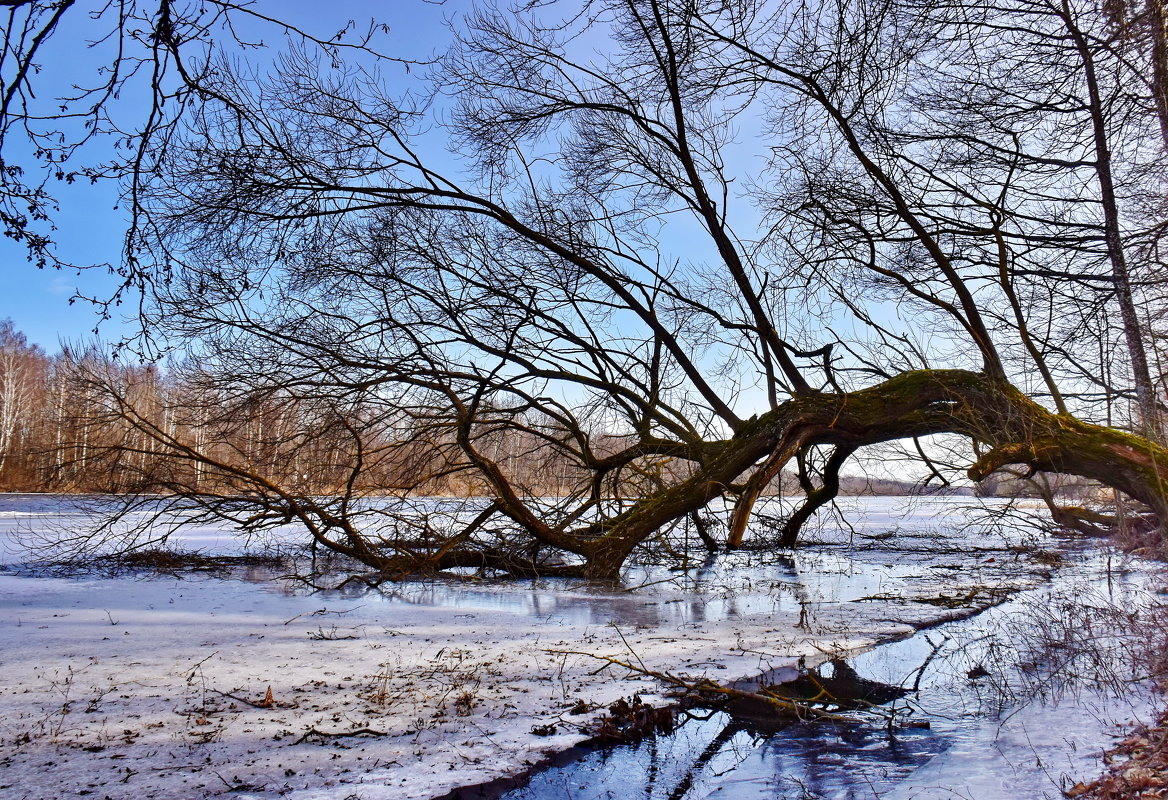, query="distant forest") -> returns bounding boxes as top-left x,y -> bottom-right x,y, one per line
0,319 -> 968,497
0,319 -> 473,495
0,320 -> 169,493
